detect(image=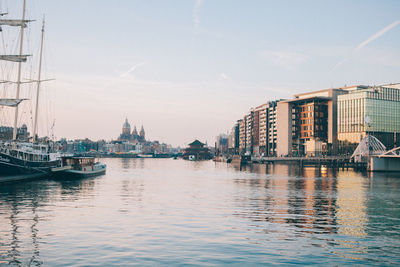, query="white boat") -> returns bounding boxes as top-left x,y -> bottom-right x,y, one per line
57,156 -> 106,178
